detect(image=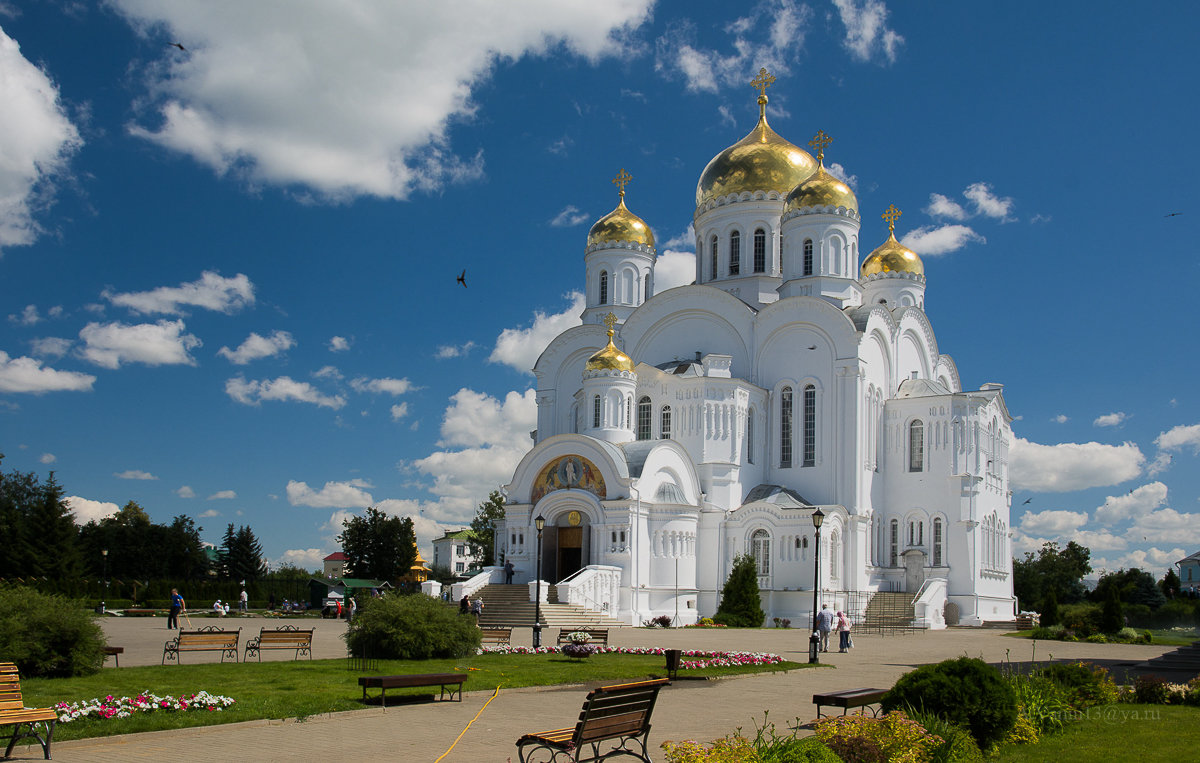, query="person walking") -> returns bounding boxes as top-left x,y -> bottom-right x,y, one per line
167,588 -> 185,629
470,596 -> 483,623
504,560 -> 515,584
459,595 -> 470,615
815,603 -> 834,652
837,610 -> 852,652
